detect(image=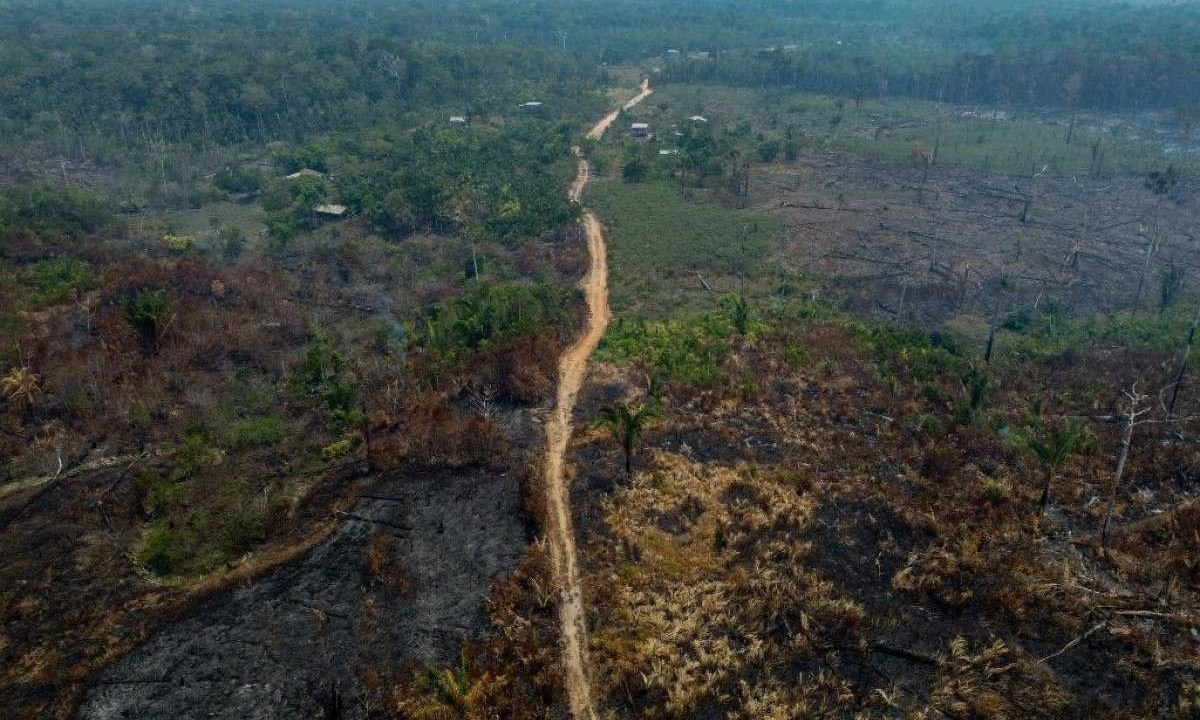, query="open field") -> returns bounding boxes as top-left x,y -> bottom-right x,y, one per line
628,83 -> 1185,175
586,178 -> 781,317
